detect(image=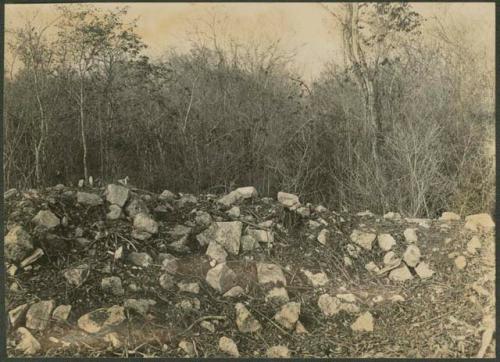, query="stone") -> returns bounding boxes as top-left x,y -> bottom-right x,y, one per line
218,187 -> 258,207
346,244 -> 360,258
467,236 -> 482,254
159,273 -> 176,290
439,211 -> 461,221
351,312 -> 374,332
64,264 -> 90,287
241,235 -> 259,251
257,263 -> 287,286
265,287 -> 289,304
217,191 -> 240,207
20,248 -> 44,269
160,254 -> 179,274
104,332 -> 123,348
168,224 -> 192,238
176,297 -> 200,312
15,327 -> 41,355
168,236 -> 190,253
206,241 -> 228,263
315,205 -> 328,213
200,320 -> 215,332
377,234 -> 396,251
318,294 -> 341,316
124,299 -> 156,315
365,262 -> 380,273
9,303 -> 29,328
128,252 -> 153,268
357,210 -> 374,217
125,197 -> 149,218
302,269 -> 329,287
206,263 -> 237,293
77,305 -> 126,334
388,265 -> 413,282
337,293 -> 357,303
26,300 -> 55,330
178,282 -> 200,294
159,189 -> 176,202
107,205 -> 123,220
277,191 -> 300,209
226,206 -> 241,218
383,212 -> 401,220
219,336 -> 240,357
101,277 -> 124,296
296,206 -> 311,218
383,251 -> 401,266
176,194 -> 198,208
235,186 -> 258,199
403,245 -> 421,267
464,213 -> 495,233
454,255 -> 467,270
350,230 -> 376,250
267,345 -> 290,358
131,230 -> 152,240
404,228 -> 418,243
106,184 -> 129,207
52,305 -> 71,321
223,286 -> 244,298
77,192 -> 103,206
274,302 -> 300,330
317,229 -> 330,245
246,228 -> 274,244
133,213 -> 158,234
178,339 -> 195,356
235,303 -> 261,333
405,218 -> 431,229
32,210 -> 60,229
194,211 -> 212,226
196,222 -> 242,255
344,256 -> 353,266
308,220 -> 321,229
5,226 -> 34,262
415,262 -> 434,279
